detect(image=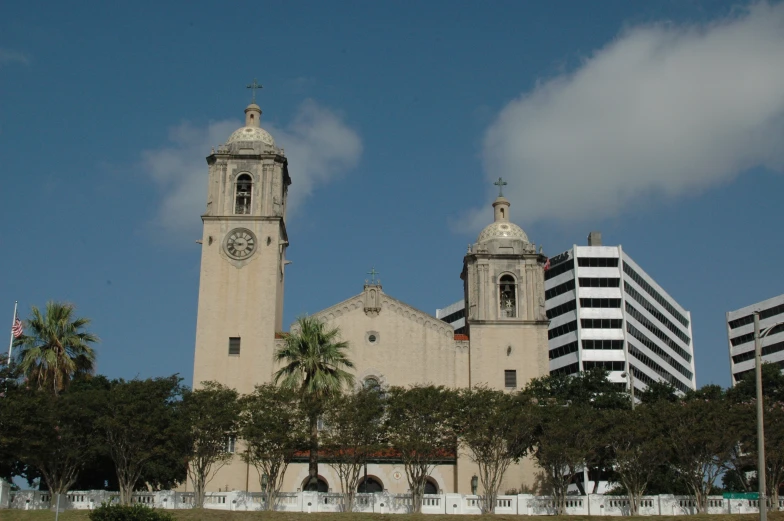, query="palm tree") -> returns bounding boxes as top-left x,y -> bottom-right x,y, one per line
14,301 -> 98,394
274,316 -> 354,489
